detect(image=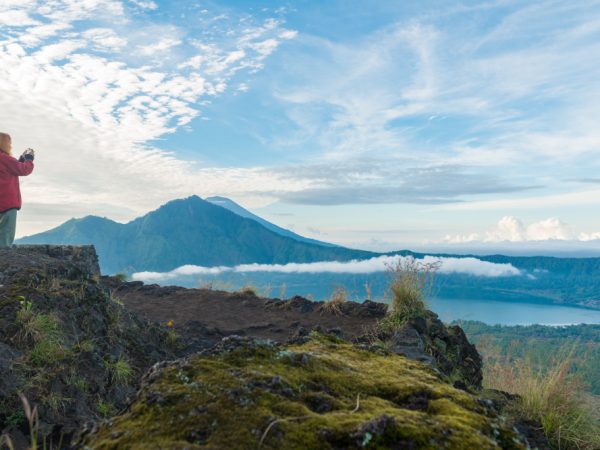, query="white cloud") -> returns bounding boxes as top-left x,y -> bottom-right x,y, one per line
266,1 -> 600,211
0,1 -> 297,236
138,37 -> 182,56
526,218 -> 574,241
129,0 -> 157,9
0,9 -> 40,26
83,28 -> 127,52
444,216 -> 586,243
579,232 -> 600,242
485,216 -> 526,242
132,254 -> 522,282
